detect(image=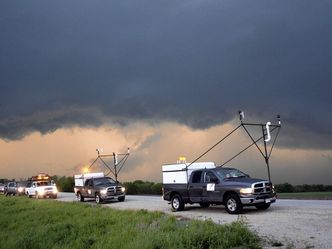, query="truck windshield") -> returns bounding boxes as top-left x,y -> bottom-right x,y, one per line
94,177 -> 116,186
37,181 -> 53,186
215,168 -> 248,180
